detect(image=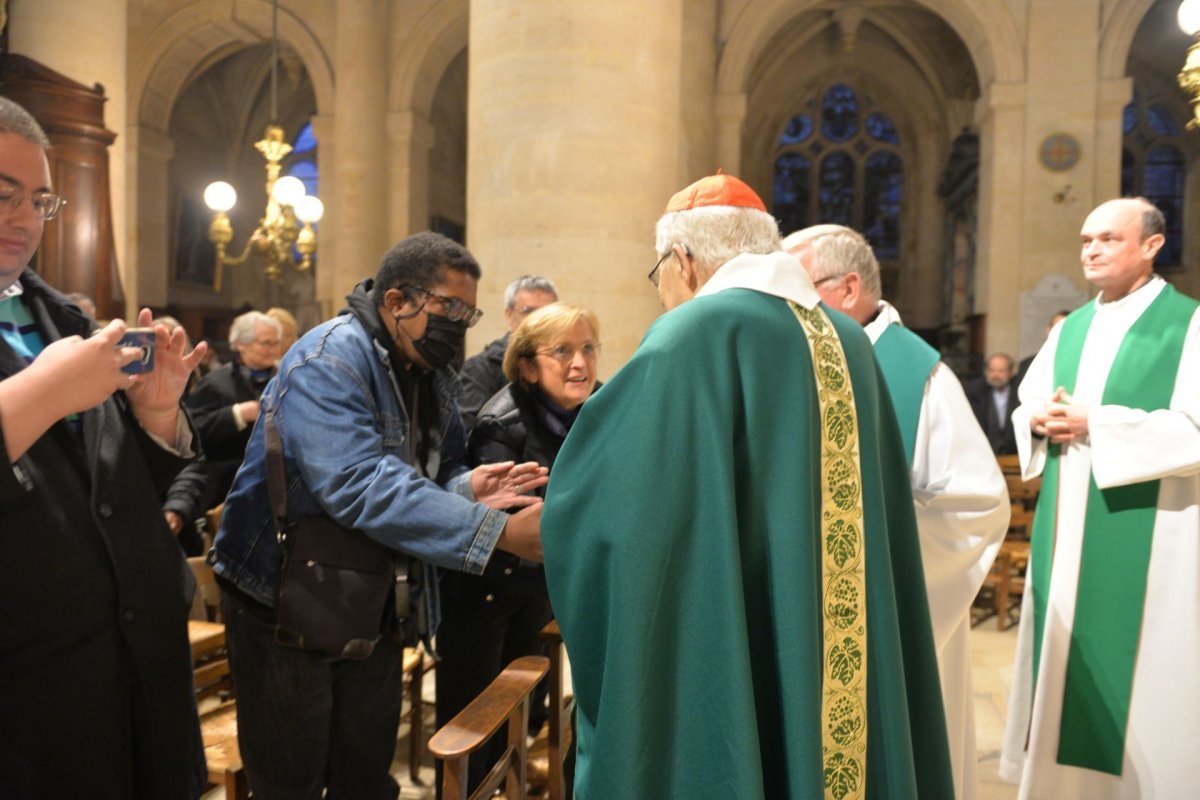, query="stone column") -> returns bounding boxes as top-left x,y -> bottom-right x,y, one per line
714,94 -> 748,182
974,81 -> 1028,358
309,112 -> 338,319
8,0 -> 129,312
1093,77 -> 1133,203
125,125 -> 174,311
329,0 -> 388,304
387,110 -> 437,244
466,0 -> 686,373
